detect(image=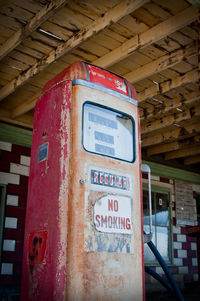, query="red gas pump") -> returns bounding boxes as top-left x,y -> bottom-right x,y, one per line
21,61 -> 145,300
